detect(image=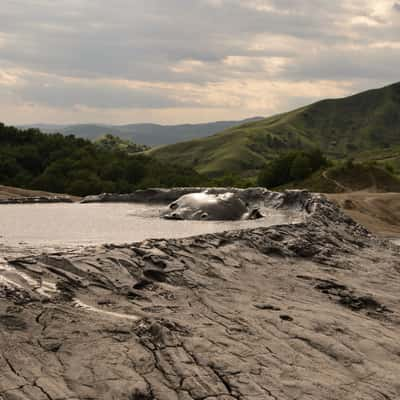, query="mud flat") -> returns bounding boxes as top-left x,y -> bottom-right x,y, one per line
1,190 -> 400,399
